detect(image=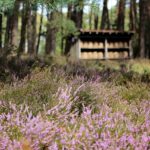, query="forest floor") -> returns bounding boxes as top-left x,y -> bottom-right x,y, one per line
0,58 -> 150,149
